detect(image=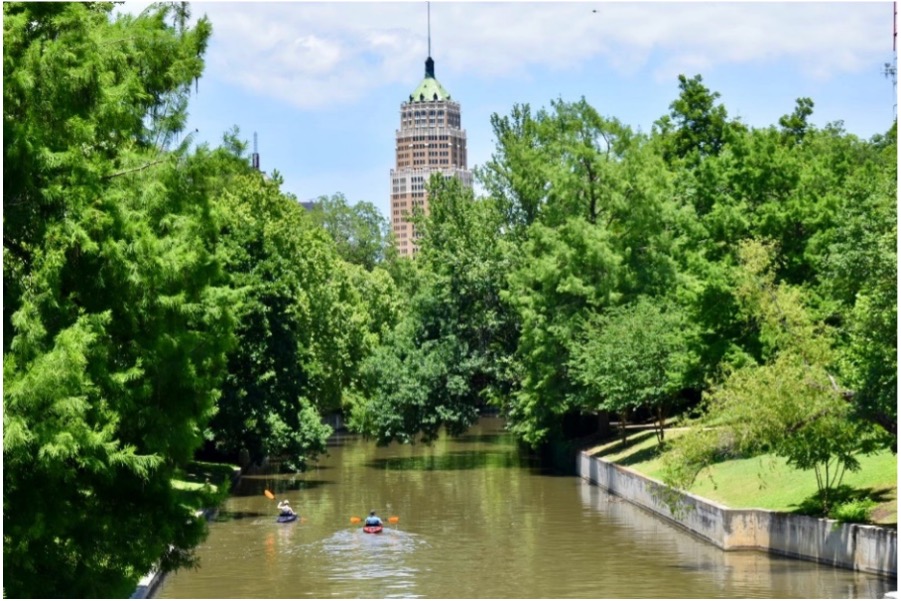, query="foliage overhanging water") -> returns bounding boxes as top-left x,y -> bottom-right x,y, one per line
156,417 -> 895,599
